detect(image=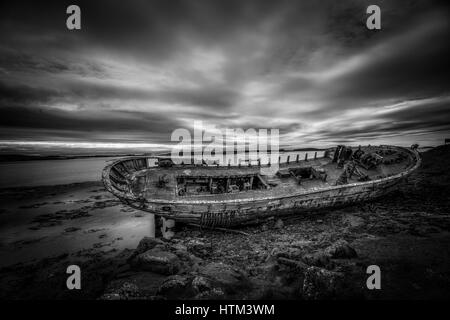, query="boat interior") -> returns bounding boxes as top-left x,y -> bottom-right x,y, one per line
113,145 -> 417,201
